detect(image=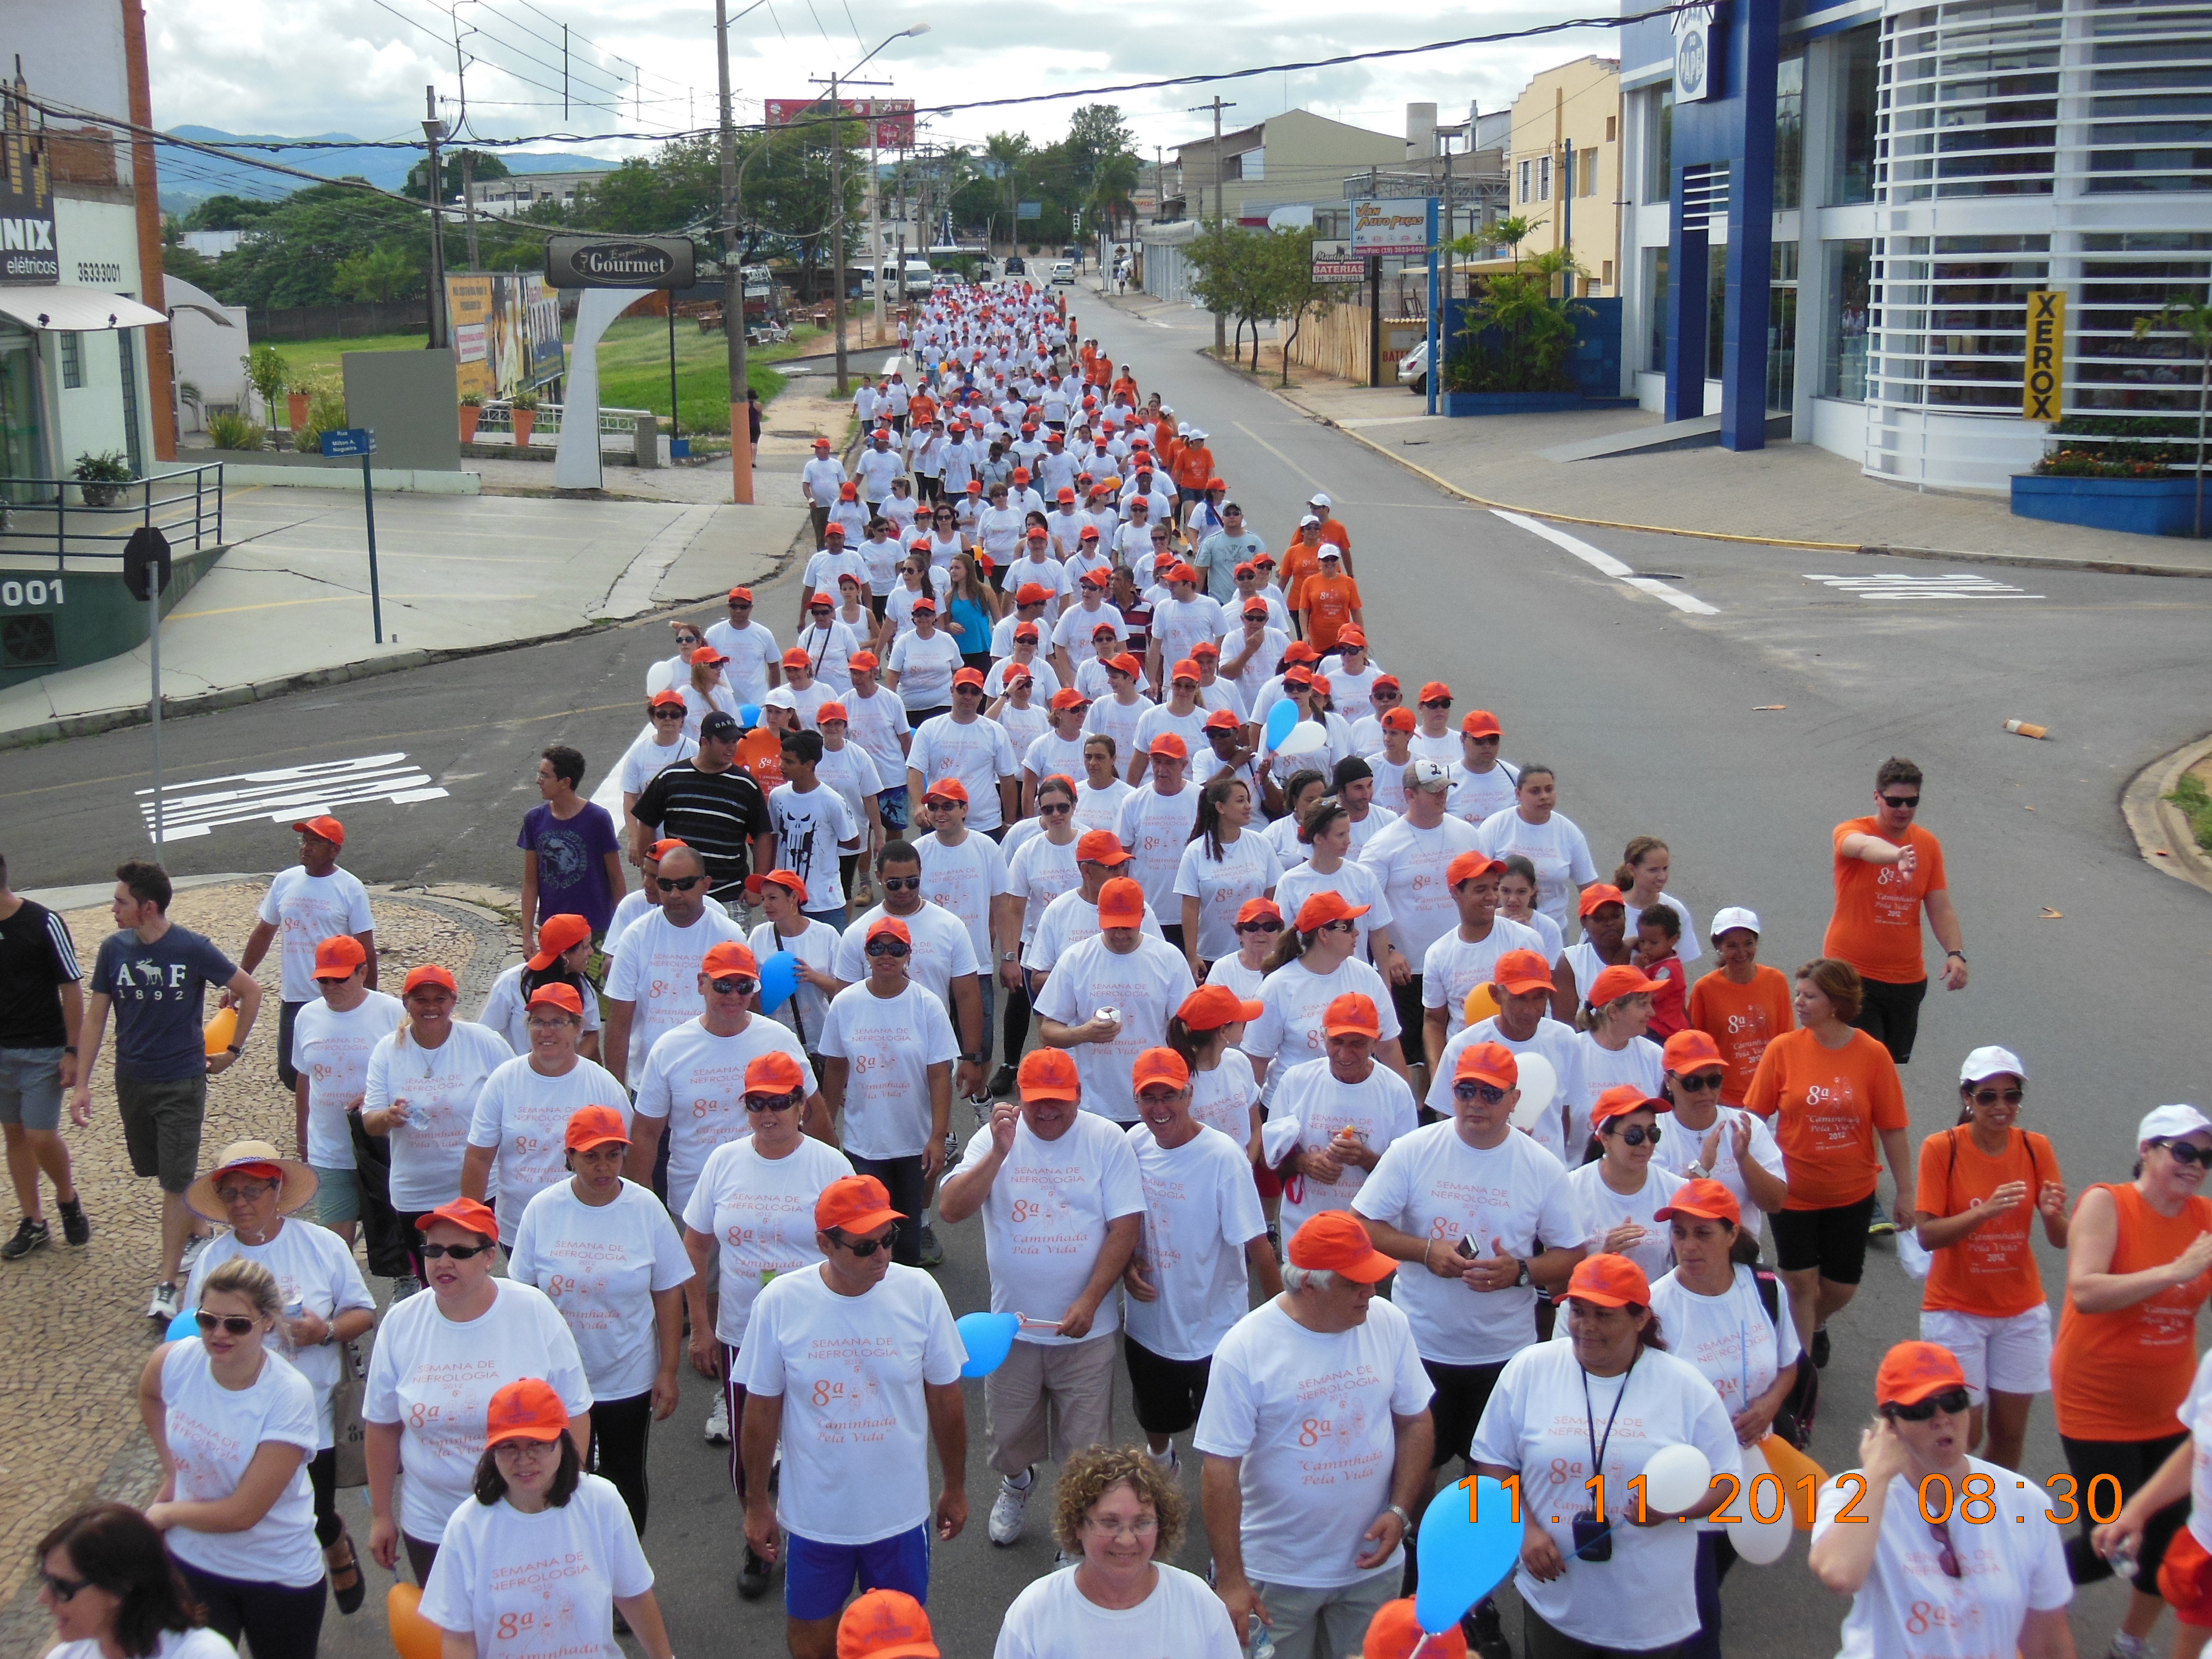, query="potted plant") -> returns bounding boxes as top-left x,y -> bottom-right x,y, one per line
1437,216 -> 1593,415
510,387 -> 540,447
459,391 -> 483,443
285,380 -> 313,433
72,450 -> 135,507
2011,416 -> 2200,536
